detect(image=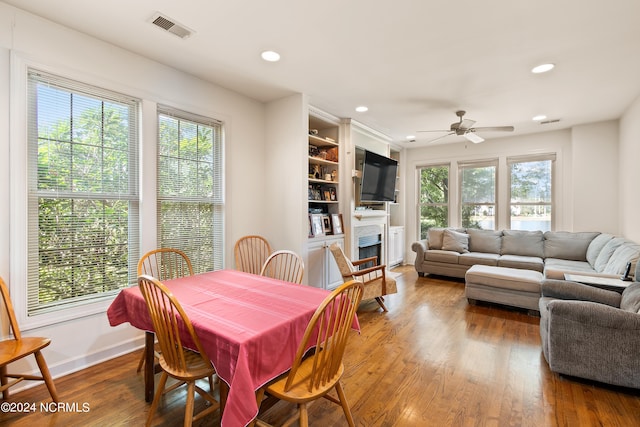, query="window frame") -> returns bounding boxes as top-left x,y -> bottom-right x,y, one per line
417,163 -> 451,239
156,106 -> 225,273
10,57 -> 143,329
458,159 -> 498,230
507,154 -> 556,231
